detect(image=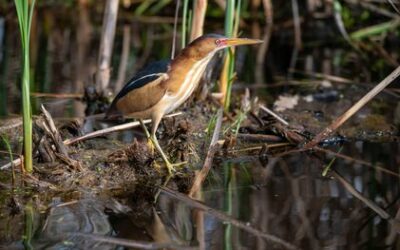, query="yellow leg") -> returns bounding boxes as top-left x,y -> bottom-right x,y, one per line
139,119 -> 154,154
148,114 -> 187,174
150,134 -> 176,174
